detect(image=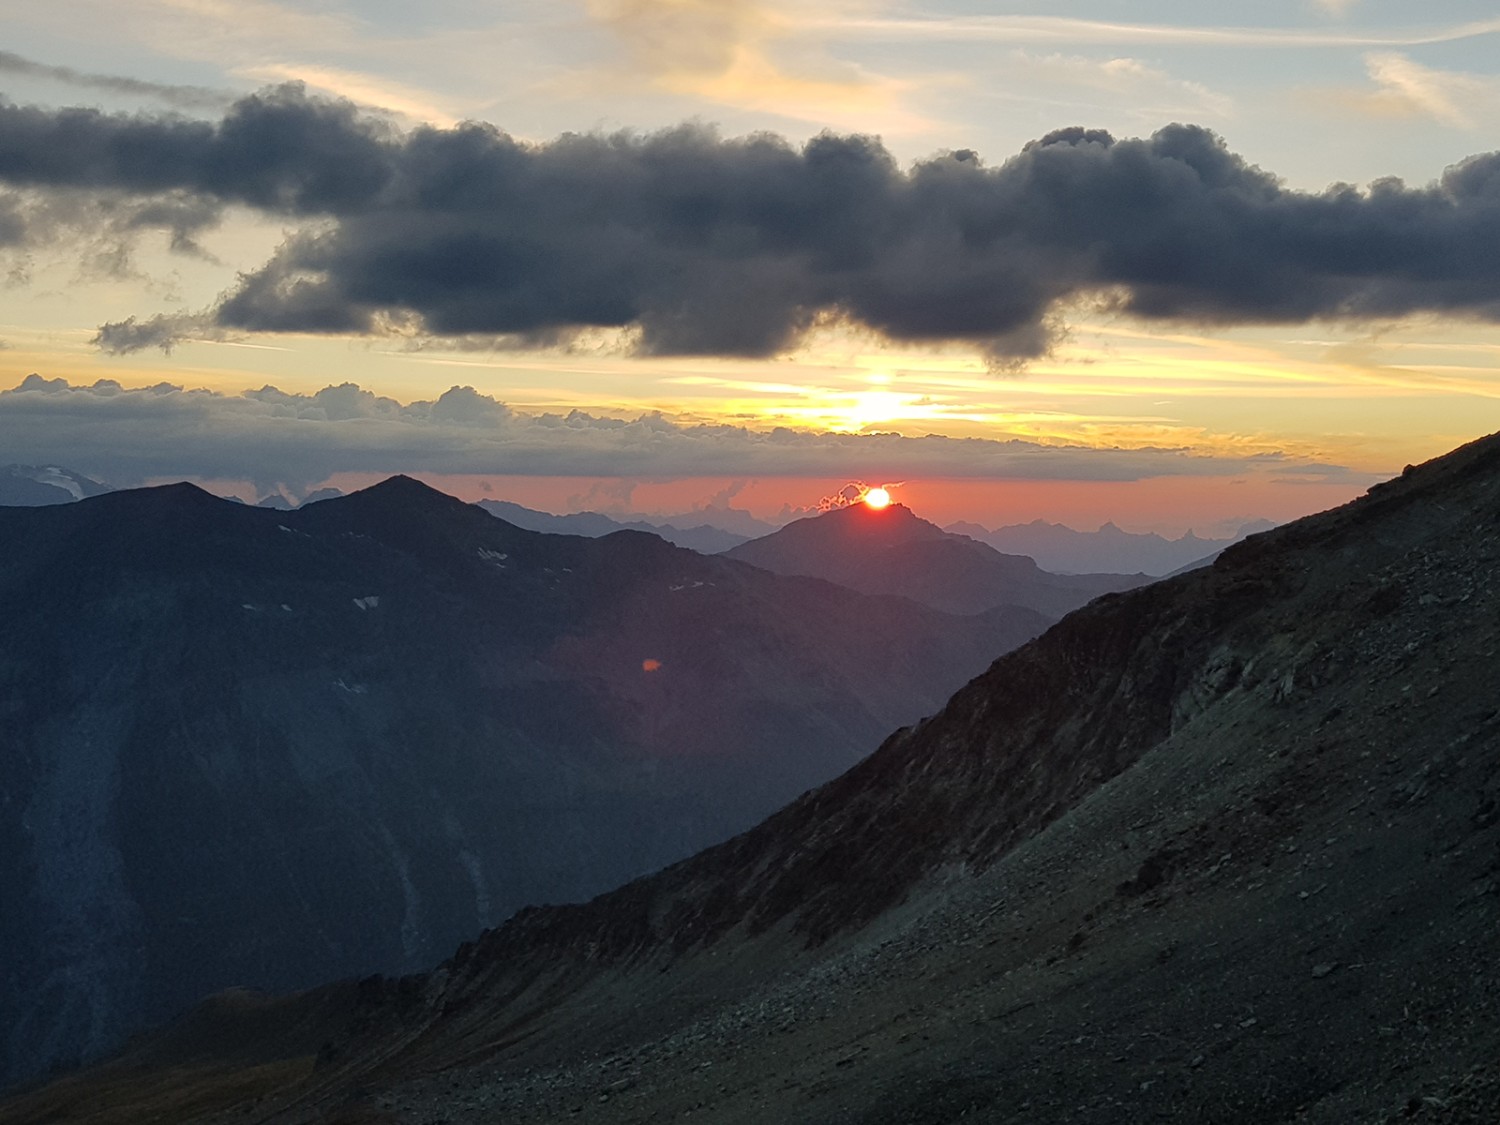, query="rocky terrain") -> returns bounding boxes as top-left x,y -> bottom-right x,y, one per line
6,434 -> 1499,1124
725,502 -> 1145,617
0,478 -> 1048,1090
